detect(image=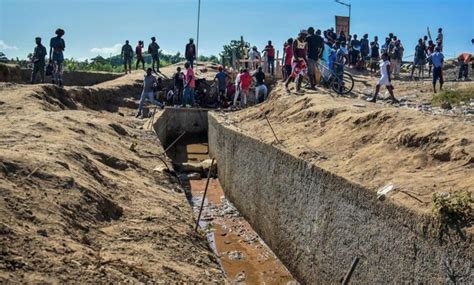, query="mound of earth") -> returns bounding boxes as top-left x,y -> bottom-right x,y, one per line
0,73 -> 224,282
223,80 -> 474,225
